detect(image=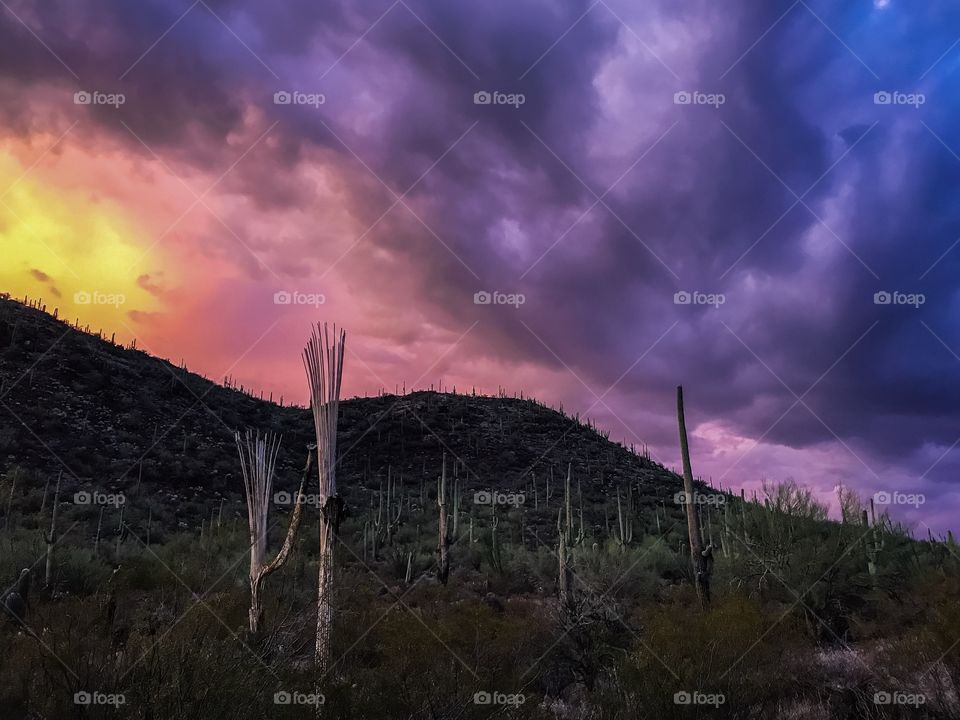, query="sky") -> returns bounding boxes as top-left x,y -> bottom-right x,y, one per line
1,0 -> 959,534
